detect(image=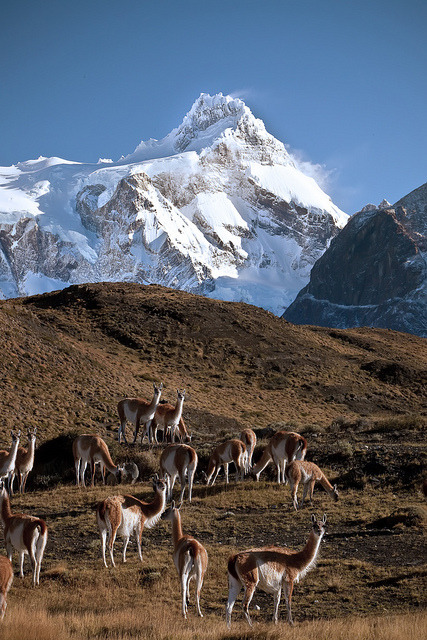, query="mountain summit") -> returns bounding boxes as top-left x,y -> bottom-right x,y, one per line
0,93 -> 347,312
